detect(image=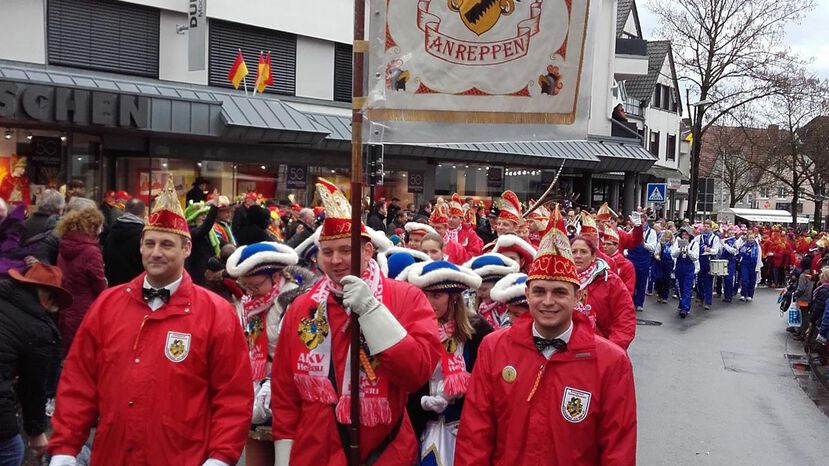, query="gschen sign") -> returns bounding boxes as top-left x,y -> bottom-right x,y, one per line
0,82 -> 149,129
188,0 -> 207,71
